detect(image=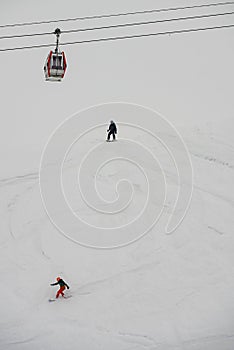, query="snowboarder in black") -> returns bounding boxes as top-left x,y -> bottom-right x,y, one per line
106,120 -> 117,141
50,277 -> 70,298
